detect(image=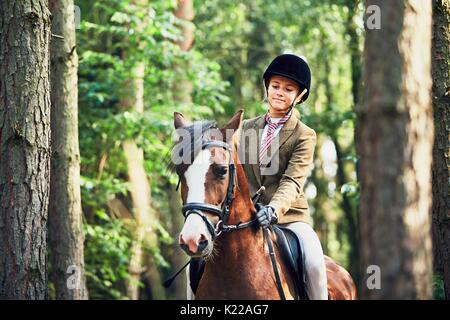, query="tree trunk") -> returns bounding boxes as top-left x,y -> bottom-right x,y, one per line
118,0 -> 166,300
358,0 -> 434,299
431,0 -> 450,299
323,54 -> 360,284
343,2 -> 362,286
173,0 -> 194,103
122,61 -> 165,300
123,137 -> 146,301
48,0 -> 88,300
174,0 -> 194,52
333,136 -> 360,285
164,179 -> 188,299
310,137 -> 331,254
0,0 -> 51,299
345,0 -> 362,107
162,0 -> 194,299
